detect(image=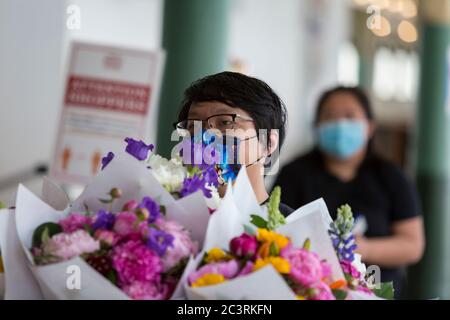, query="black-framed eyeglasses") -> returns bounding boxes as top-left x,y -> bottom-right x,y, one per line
173,113 -> 254,133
